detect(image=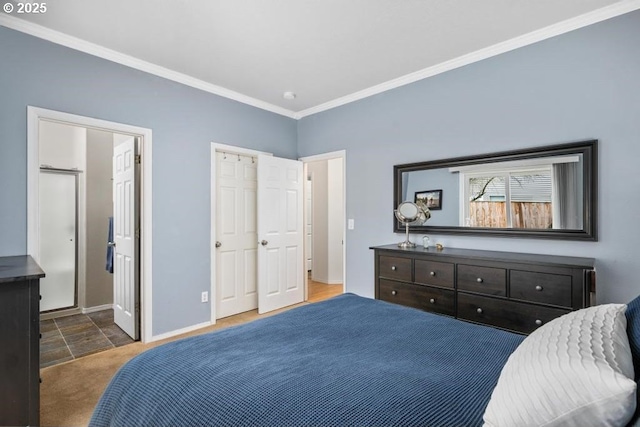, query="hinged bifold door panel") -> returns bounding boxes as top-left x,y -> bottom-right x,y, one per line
257,155 -> 304,314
